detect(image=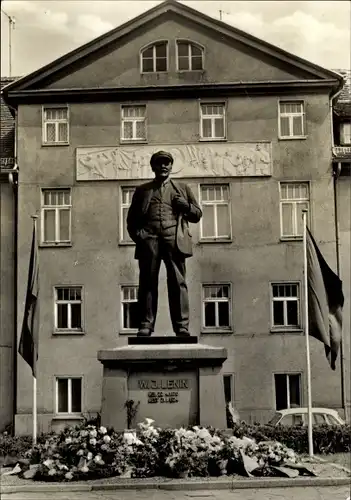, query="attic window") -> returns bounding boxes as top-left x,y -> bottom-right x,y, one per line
177,41 -> 204,71
141,42 -> 168,73
43,106 -> 69,144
